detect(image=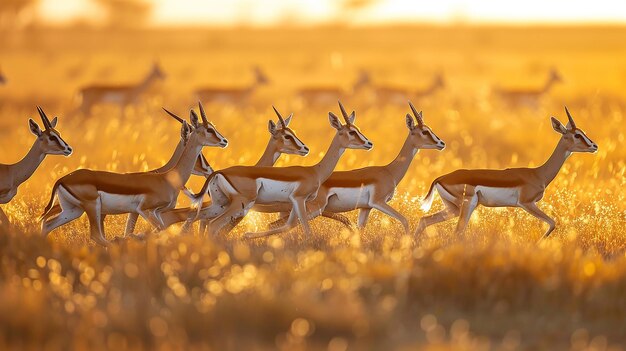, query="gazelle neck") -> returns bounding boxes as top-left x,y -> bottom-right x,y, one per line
13,140 -> 47,186
535,137 -> 571,186
154,139 -> 185,173
255,139 -> 280,166
385,135 -> 418,185
314,135 -> 345,182
168,135 -> 203,189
